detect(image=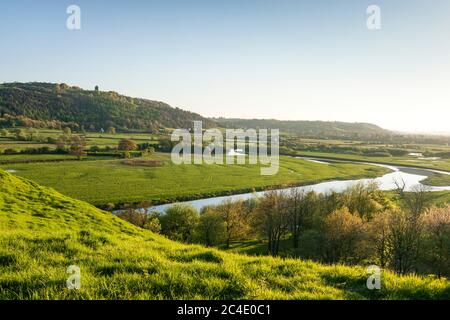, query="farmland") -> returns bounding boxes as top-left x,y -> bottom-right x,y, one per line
285,150 -> 450,172
0,153 -> 389,206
